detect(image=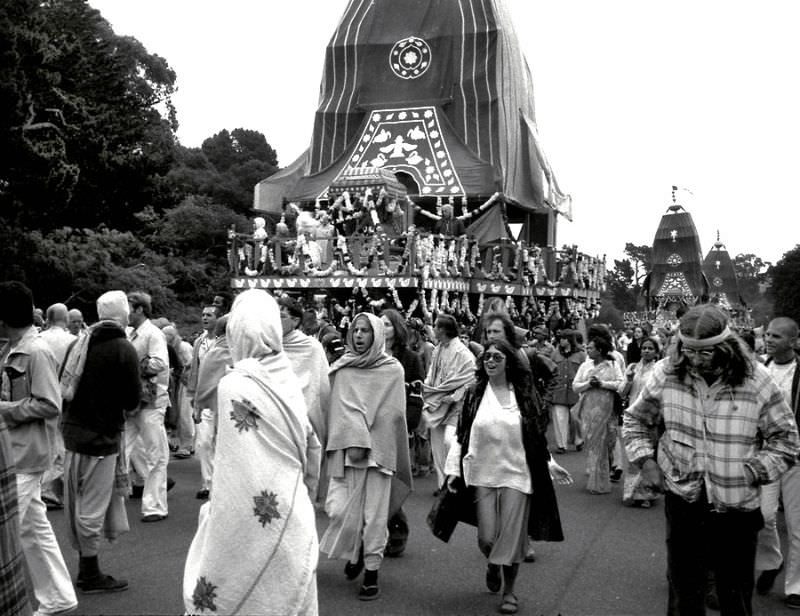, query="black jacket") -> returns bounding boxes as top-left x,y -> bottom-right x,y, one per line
61,321 -> 140,456
455,380 -> 564,542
